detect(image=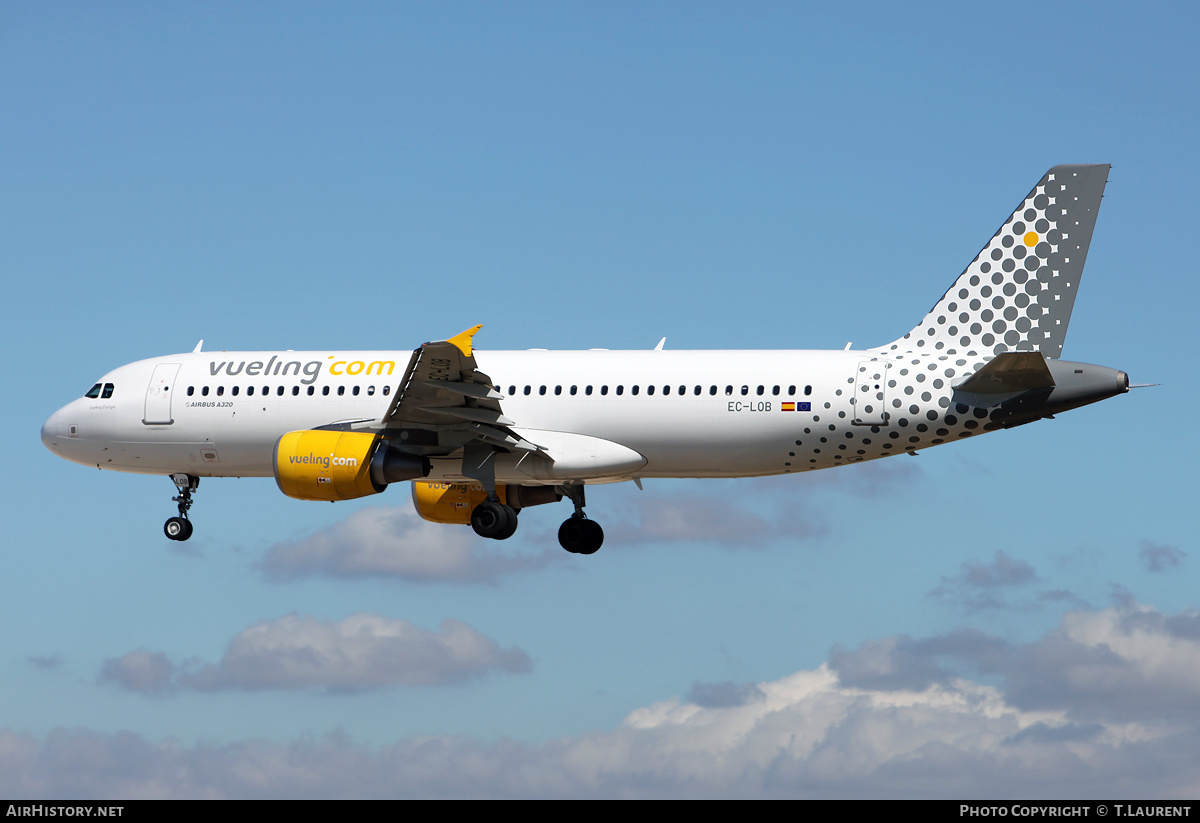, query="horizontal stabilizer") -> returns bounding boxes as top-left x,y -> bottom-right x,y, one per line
954,351 -> 1055,394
